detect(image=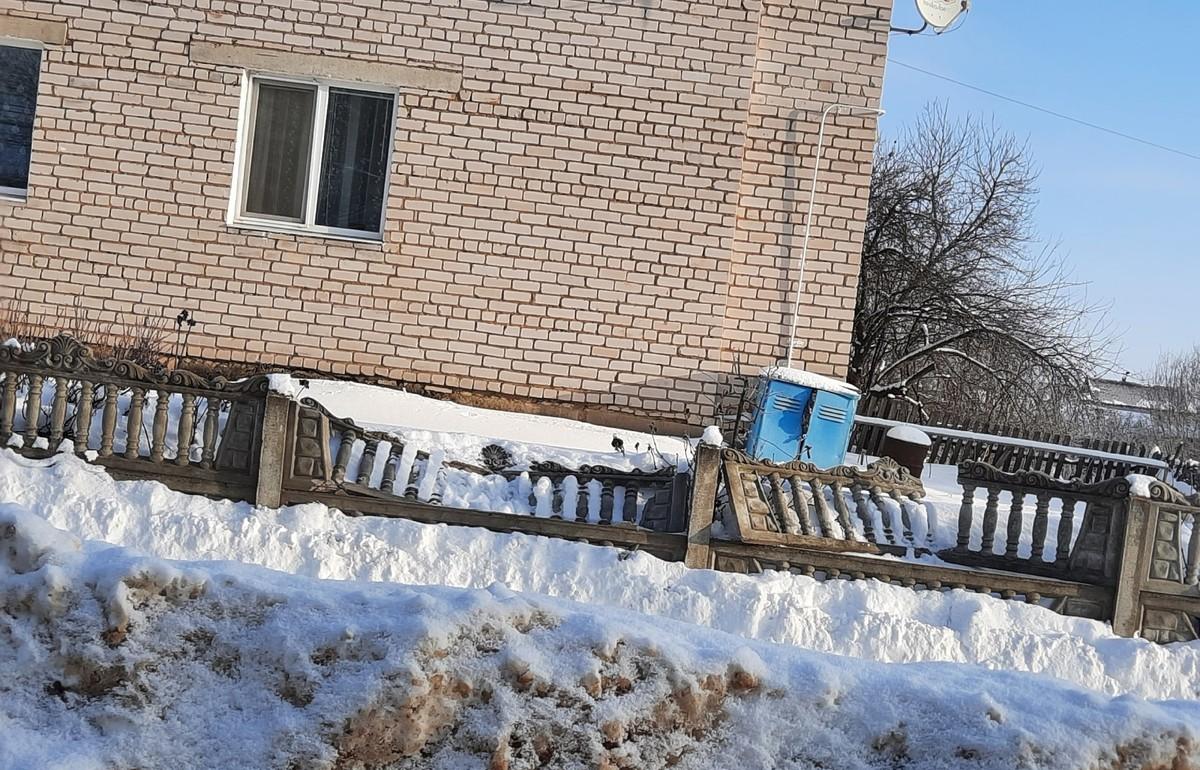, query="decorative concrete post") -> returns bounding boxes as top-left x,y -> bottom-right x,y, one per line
685,442 -> 721,569
1110,495 -> 1150,638
255,393 -> 292,509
